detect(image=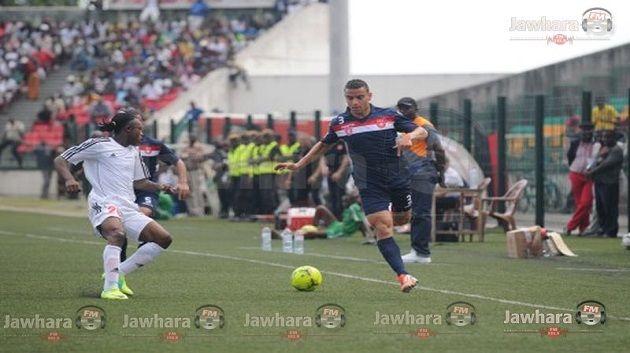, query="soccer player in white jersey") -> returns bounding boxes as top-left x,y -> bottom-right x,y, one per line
54,111 -> 176,300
